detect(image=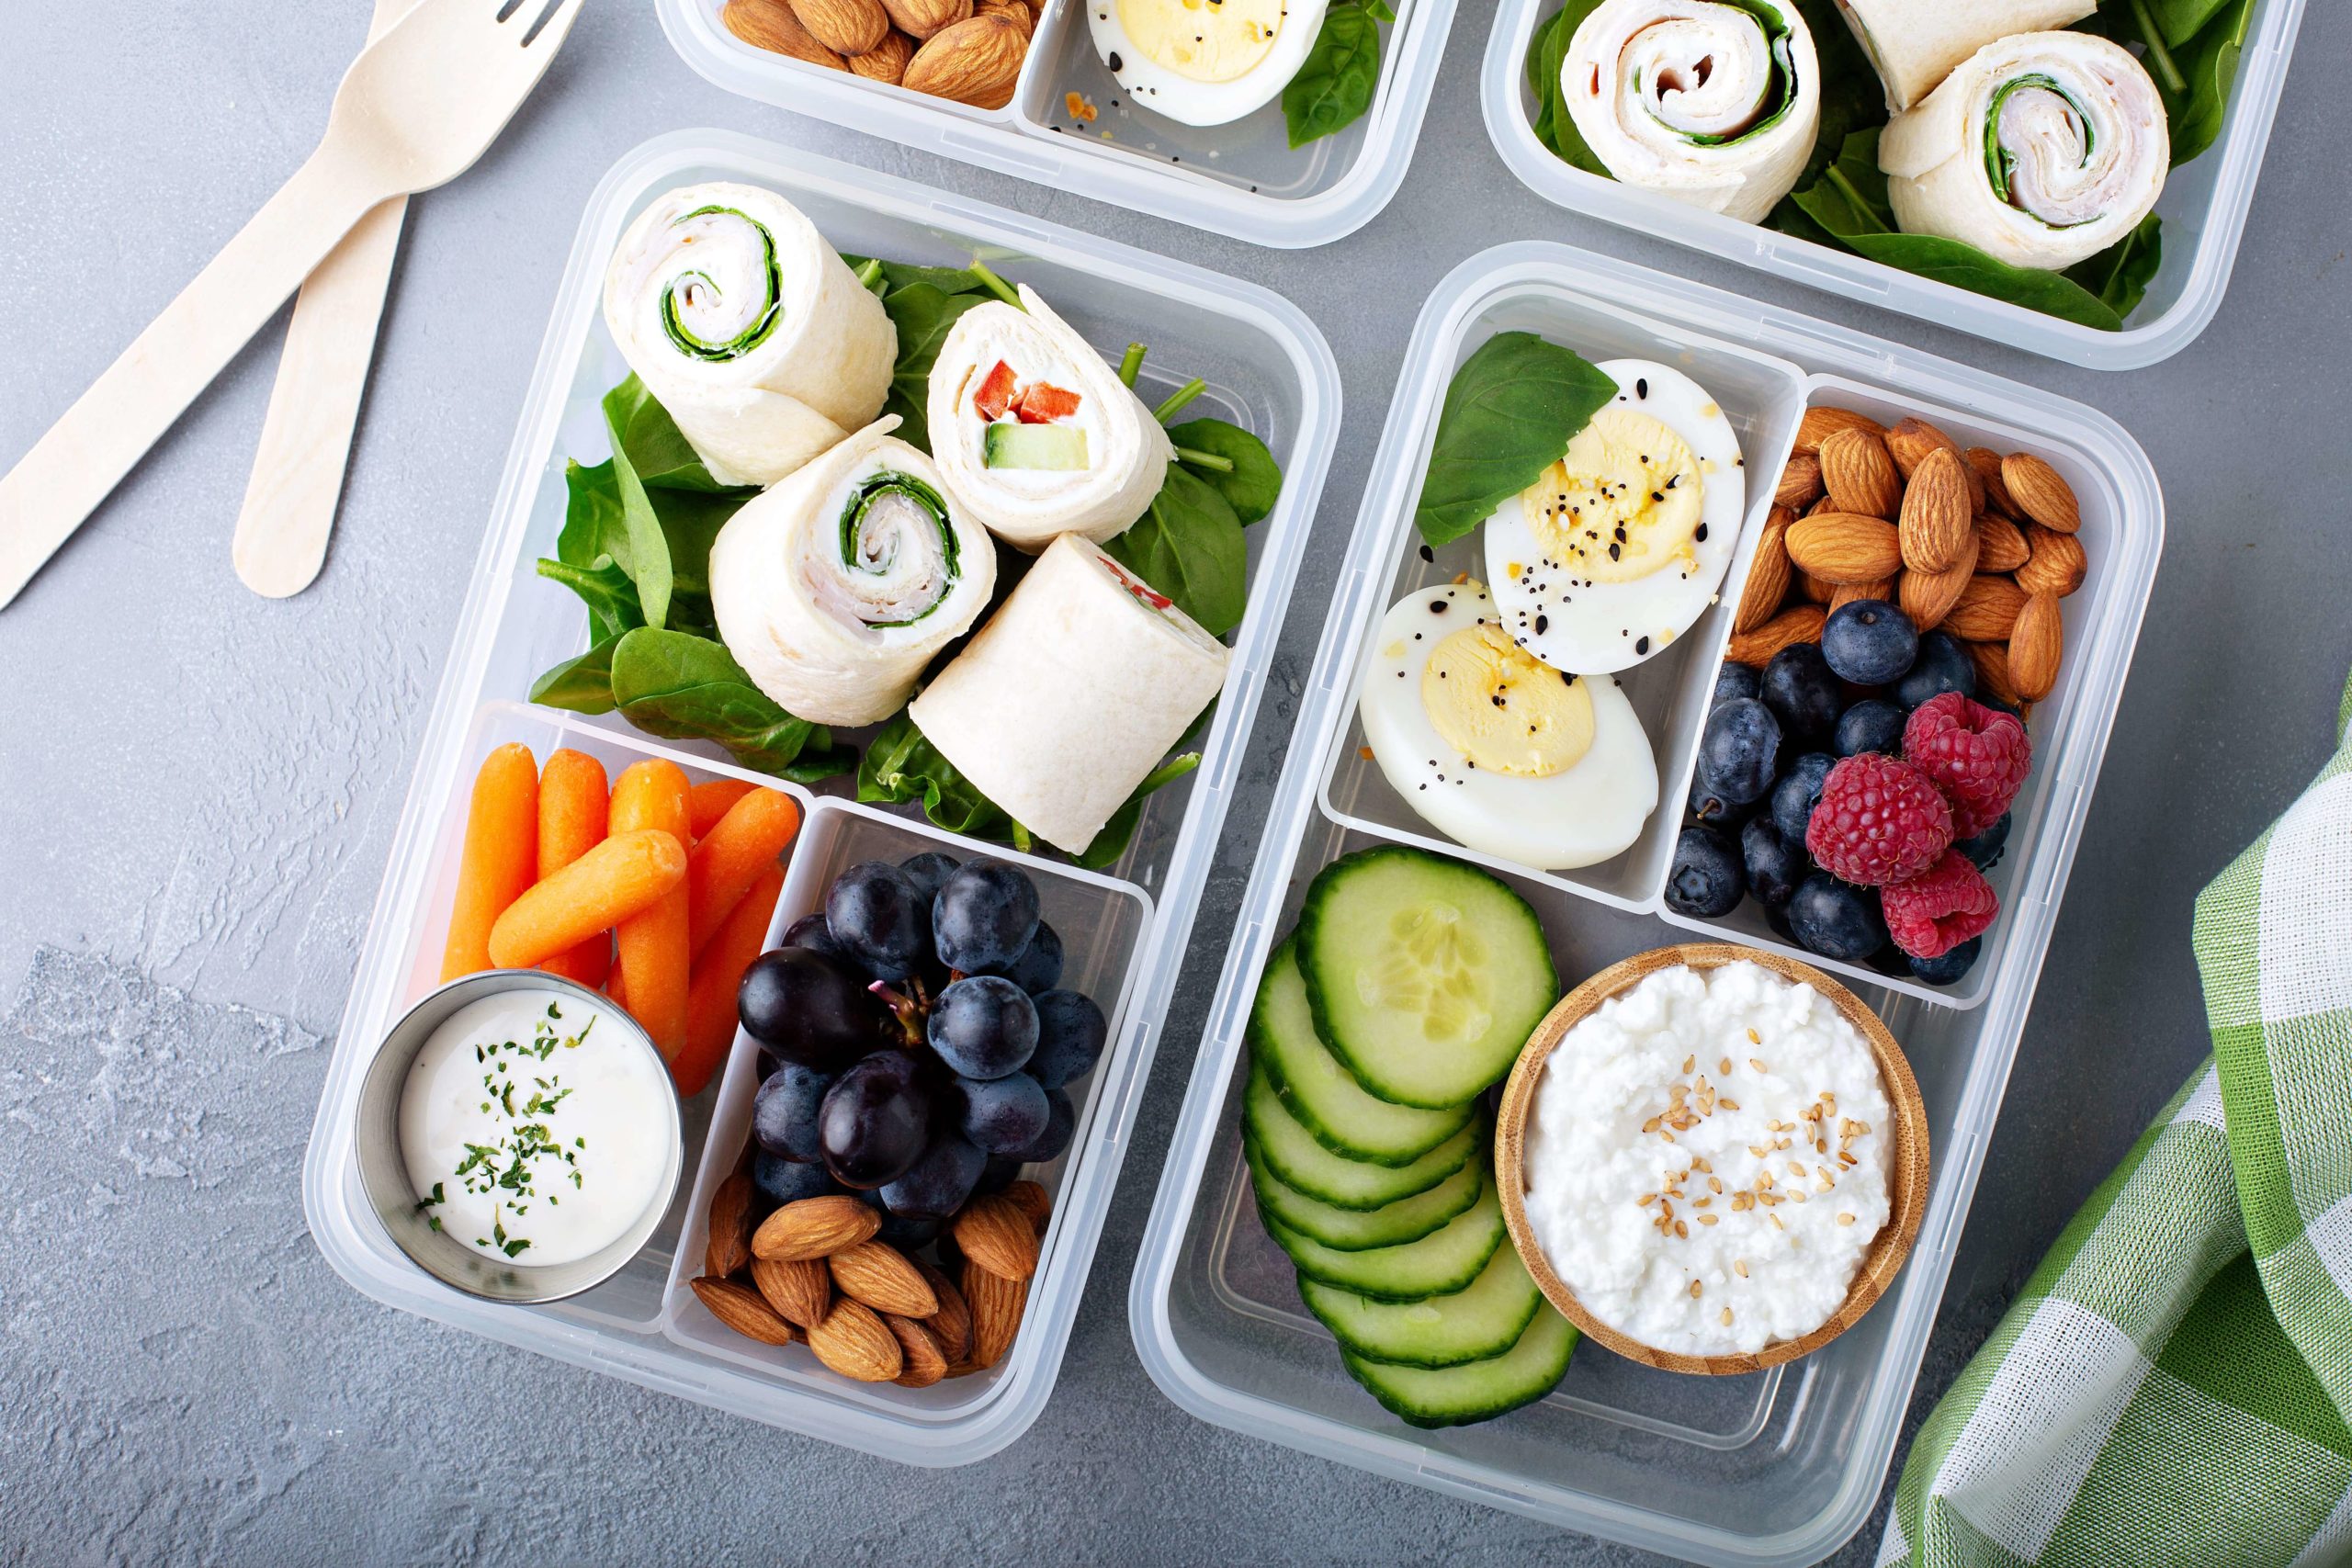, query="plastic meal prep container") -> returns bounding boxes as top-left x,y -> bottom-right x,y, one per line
1479,0 -> 2310,370
1129,242 -> 2161,1565
654,0 -> 1457,247
301,129 -> 1339,1465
